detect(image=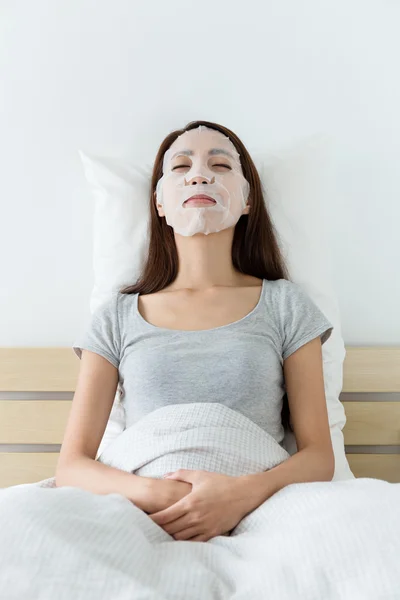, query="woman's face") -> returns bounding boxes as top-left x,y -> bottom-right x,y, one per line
155,126 -> 250,237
